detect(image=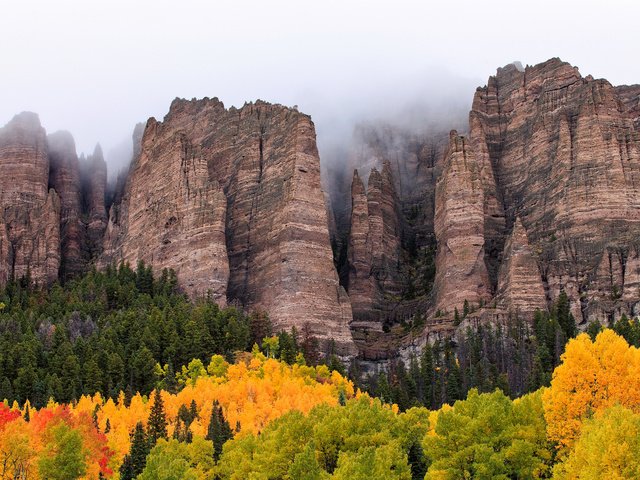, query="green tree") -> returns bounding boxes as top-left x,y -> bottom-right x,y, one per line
423,389 -> 552,479
120,421 -> 151,480
148,389 -> 168,445
38,423 -> 87,480
206,400 -> 233,461
138,437 -> 215,480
